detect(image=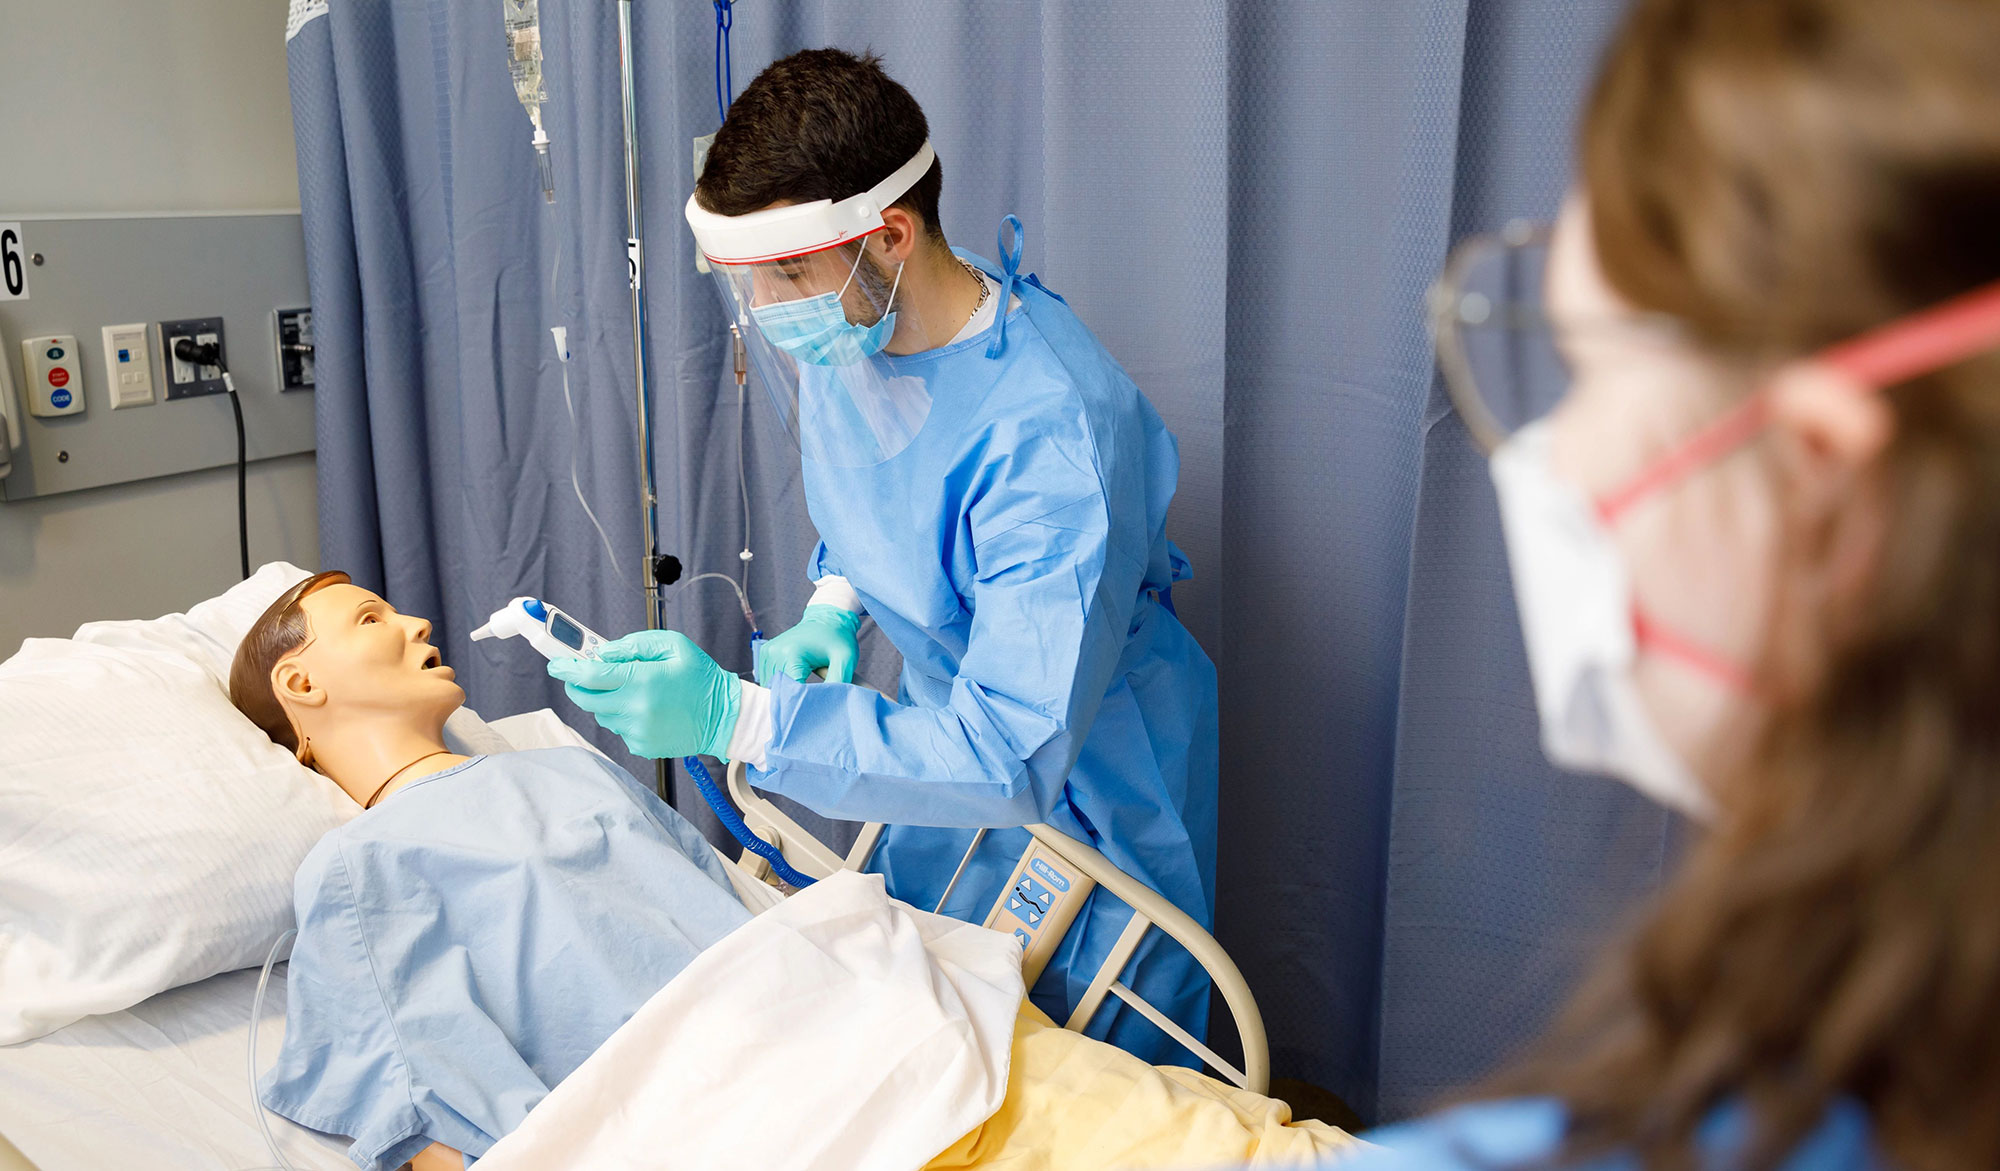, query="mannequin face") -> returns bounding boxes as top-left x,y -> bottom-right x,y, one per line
272,584 -> 463,751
